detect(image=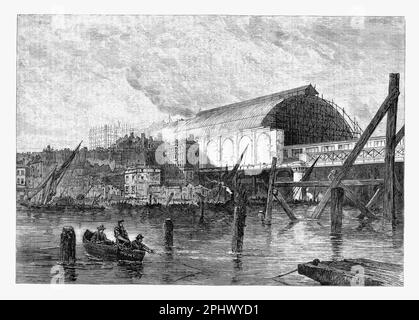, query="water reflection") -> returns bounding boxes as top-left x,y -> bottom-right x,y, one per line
161,252 -> 174,284
356,219 -> 375,232
16,205 -> 404,285
63,265 -> 78,282
231,257 -> 243,284
265,225 -> 272,248
278,221 -> 299,235
392,227 -> 404,249
233,257 -> 243,272
118,262 -> 144,280
330,234 -> 344,261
